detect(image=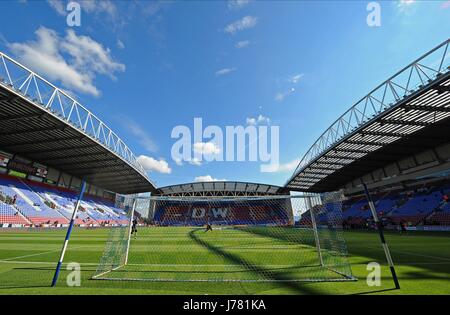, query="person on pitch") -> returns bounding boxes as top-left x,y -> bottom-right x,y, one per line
205,222 -> 213,232
131,218 -> 138,239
